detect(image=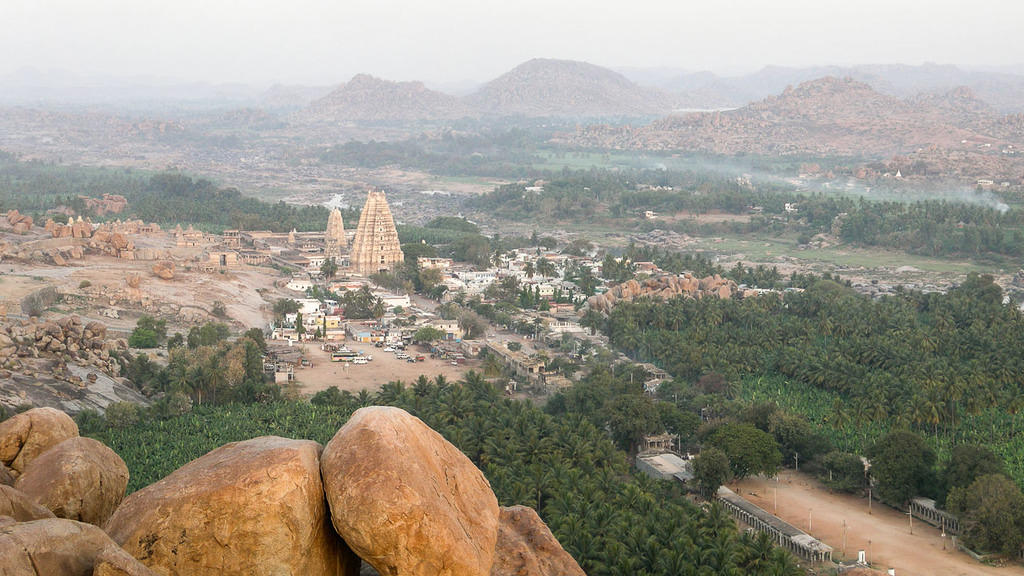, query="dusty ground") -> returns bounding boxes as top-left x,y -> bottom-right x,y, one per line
735,472 -> 1024,576
289,340 -> 479,394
